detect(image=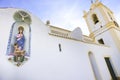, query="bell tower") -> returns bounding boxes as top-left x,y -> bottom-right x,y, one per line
83,1 -> 120,79
83,0 -> 120,45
